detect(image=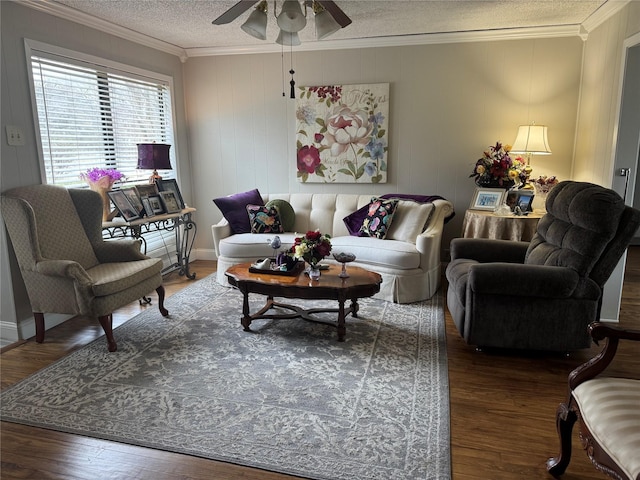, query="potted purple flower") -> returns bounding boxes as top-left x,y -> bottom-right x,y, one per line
80,168 -> 124,221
